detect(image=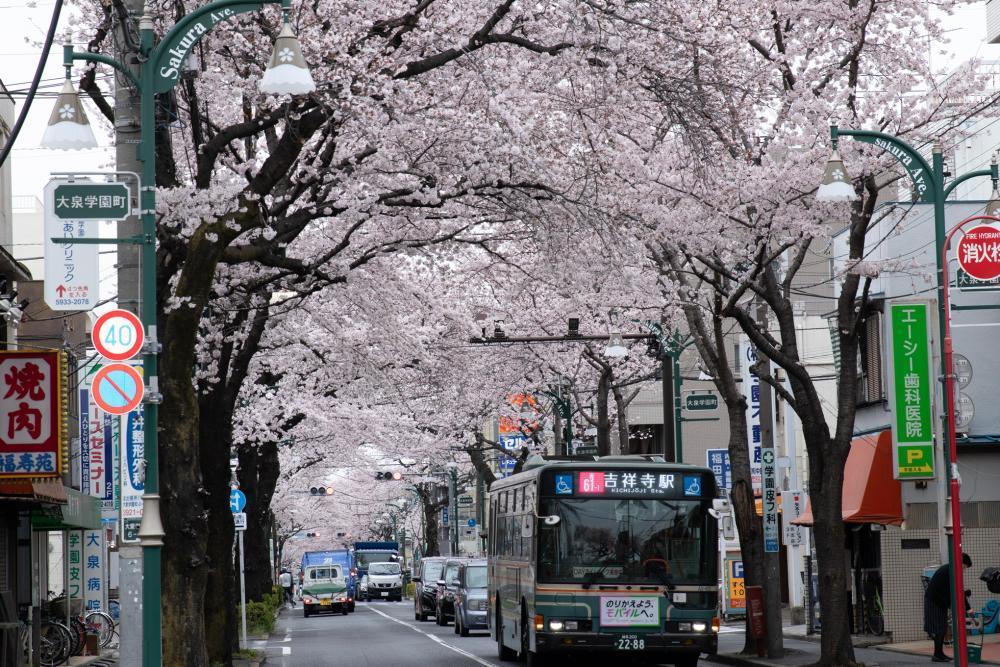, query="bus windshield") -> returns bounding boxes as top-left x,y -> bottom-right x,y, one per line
537,497 -> 713,585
